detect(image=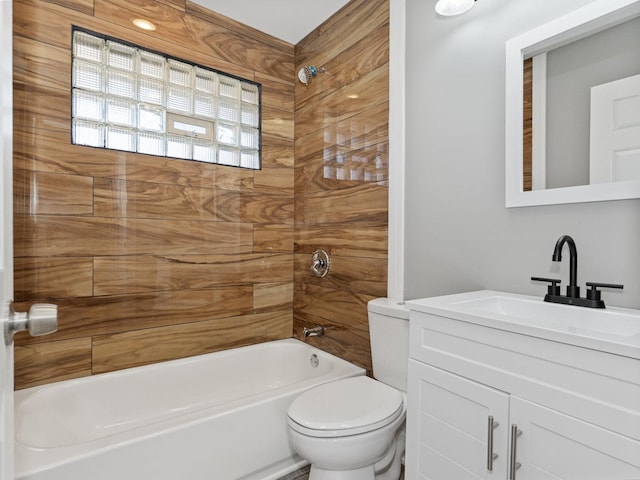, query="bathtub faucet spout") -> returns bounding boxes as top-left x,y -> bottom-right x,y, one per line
303,325 -> 325,338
